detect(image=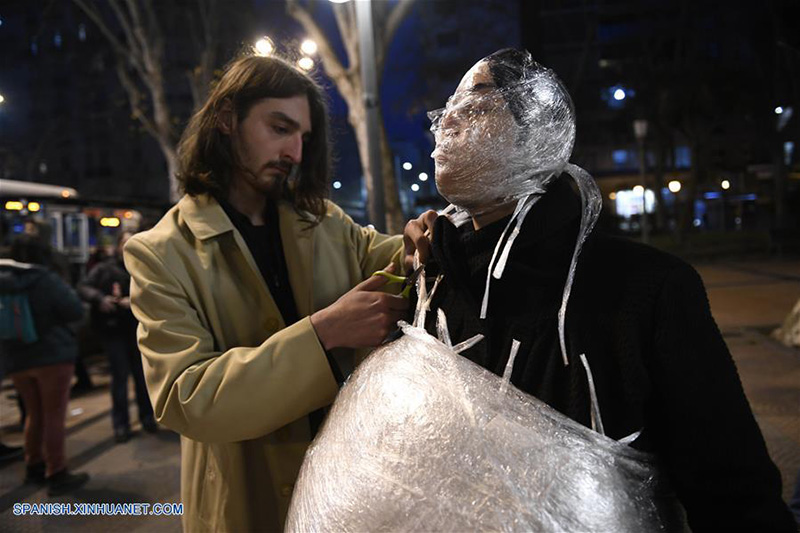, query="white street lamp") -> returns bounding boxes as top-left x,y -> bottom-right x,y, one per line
410,183 -> 420,192
254,37 -> 274,57
721,179 -> 730,190
668,180 -> 681,193
297,57 -> 315,71
300,39 -> 318,55
0,94 -> 5,105
418,172 -> 428,181
775,106 -> 784,115
402,162 -> 412,170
